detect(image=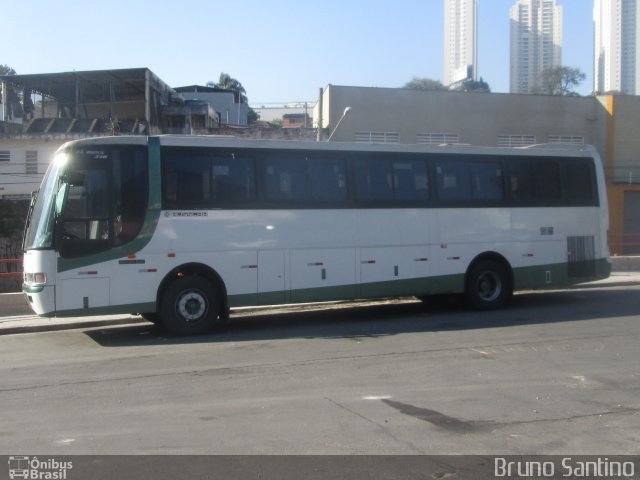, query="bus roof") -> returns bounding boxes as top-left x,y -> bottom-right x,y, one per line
58,135 -> 599,159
